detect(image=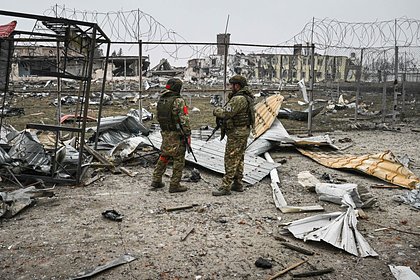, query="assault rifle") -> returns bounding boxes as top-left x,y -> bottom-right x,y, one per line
206,117 -> 225,142
178,123 -> 197,162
